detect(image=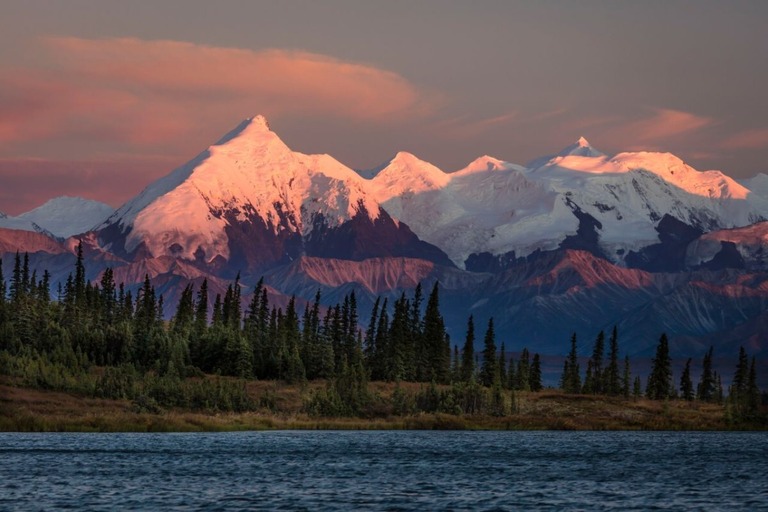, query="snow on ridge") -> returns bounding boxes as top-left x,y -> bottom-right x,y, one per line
525,138 -> 605,169
0,213 -> 37,233
0,196 -> 114,239
108,116 -> 382,262
739,173 -> 768,200
556,137 -> 605,158
454,155 -> 526,175
369,141 -> 768,268
369,152 -> 450,202
18,196 -> 115,238
91,117 -> 768,269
